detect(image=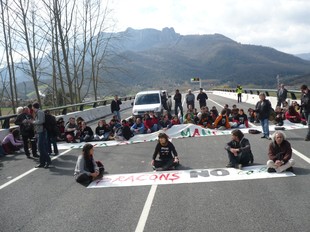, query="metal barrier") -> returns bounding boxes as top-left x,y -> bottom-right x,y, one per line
212,88 -> 299,100
0,95 -> 135,129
